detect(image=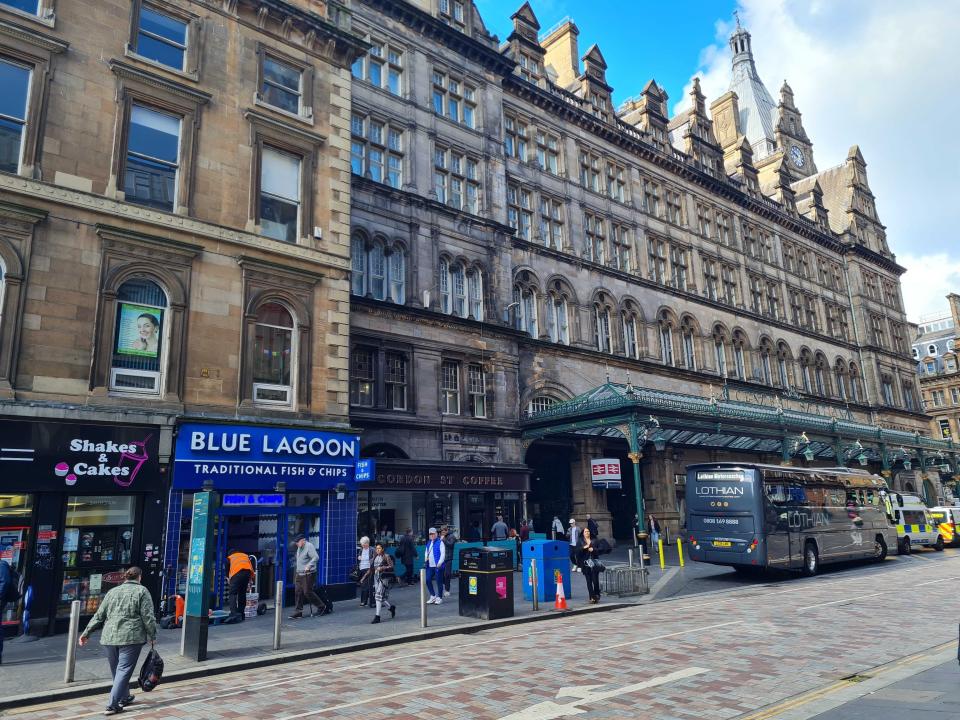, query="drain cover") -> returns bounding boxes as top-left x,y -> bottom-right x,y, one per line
840,674 -> 872,683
